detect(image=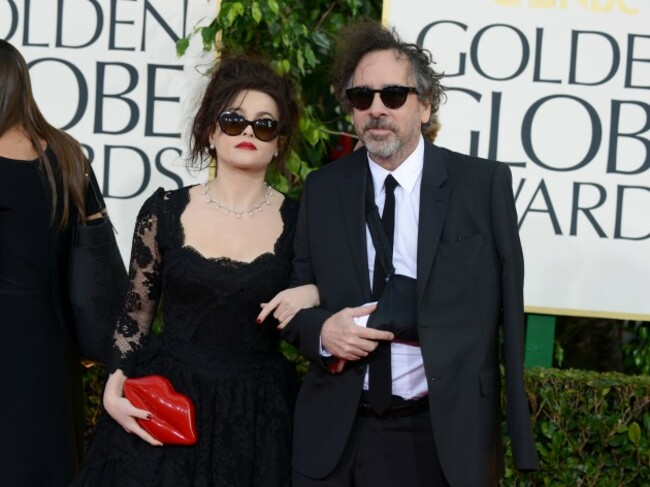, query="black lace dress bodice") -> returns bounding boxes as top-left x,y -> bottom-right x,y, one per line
76,186 -> 299,487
